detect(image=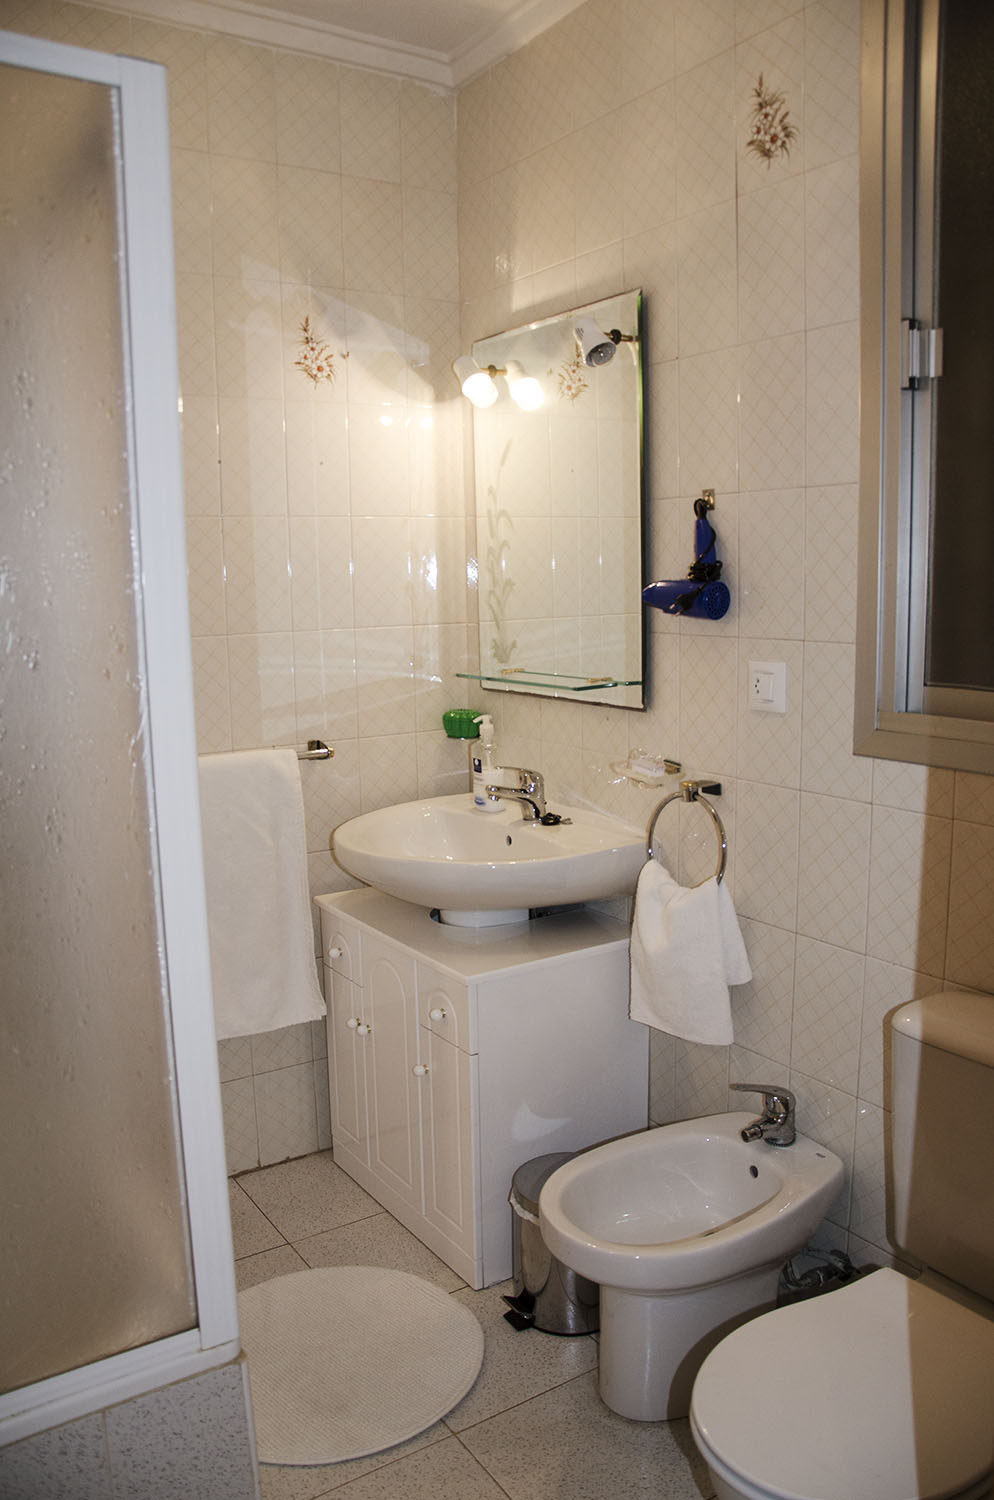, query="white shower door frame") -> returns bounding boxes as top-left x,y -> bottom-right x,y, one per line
0,28 -> 240,1444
